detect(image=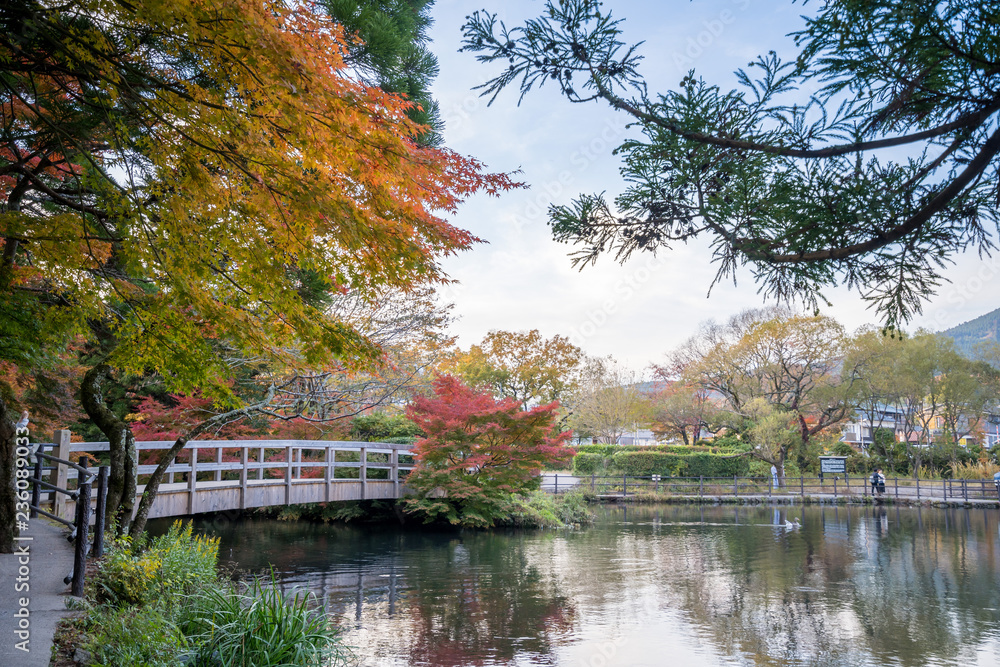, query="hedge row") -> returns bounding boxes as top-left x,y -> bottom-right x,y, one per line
572,451 -> 749,478
574,443 -> 739,457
